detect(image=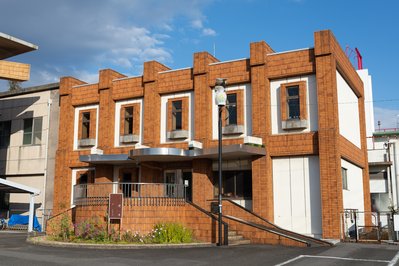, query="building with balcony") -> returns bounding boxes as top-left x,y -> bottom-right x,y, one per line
52,30 -> 370,245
